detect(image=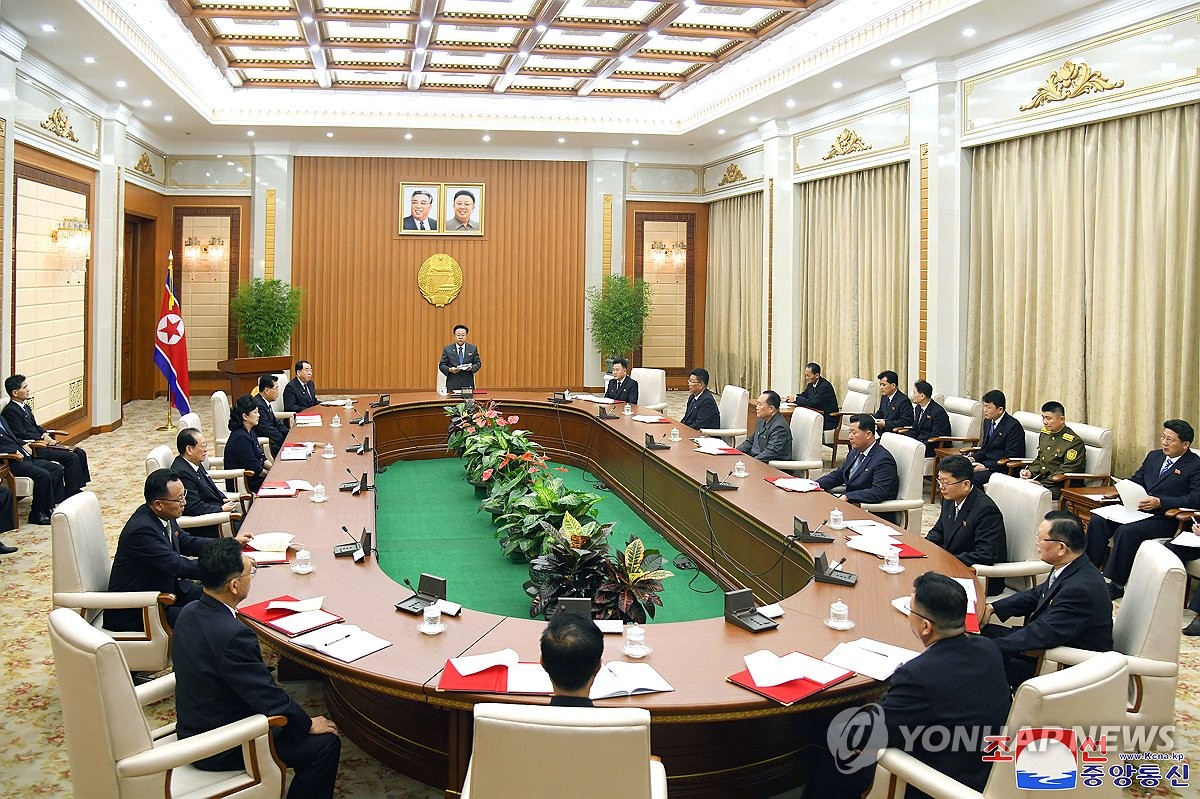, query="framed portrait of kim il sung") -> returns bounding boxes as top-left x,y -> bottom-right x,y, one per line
400,183 -> 441,234
442,183 -> 485,236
